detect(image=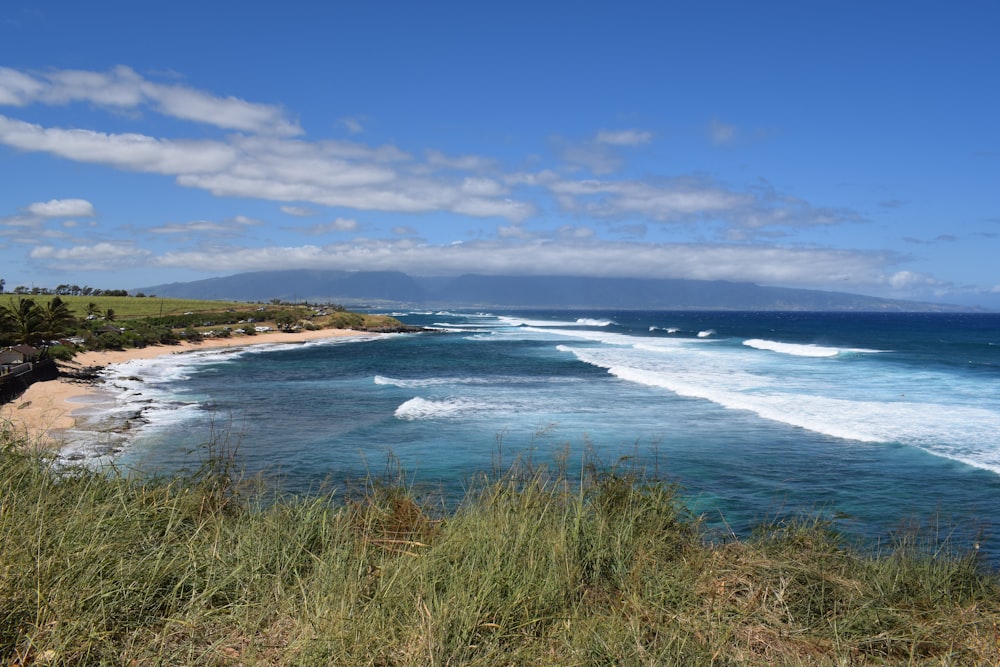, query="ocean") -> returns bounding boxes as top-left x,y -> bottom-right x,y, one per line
63,310 -> 1000,564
